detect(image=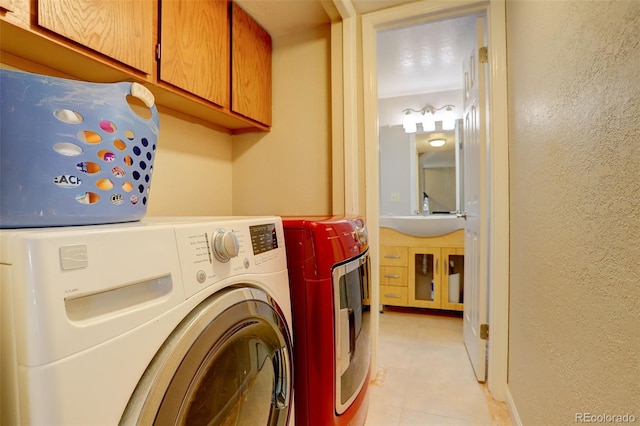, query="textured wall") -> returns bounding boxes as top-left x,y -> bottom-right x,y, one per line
232,26 -> 332,216
507,1 -> 640,423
